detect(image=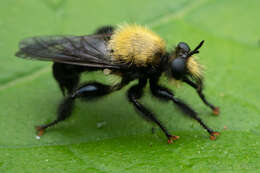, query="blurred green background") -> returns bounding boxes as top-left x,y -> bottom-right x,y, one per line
0,0 -> 259,172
